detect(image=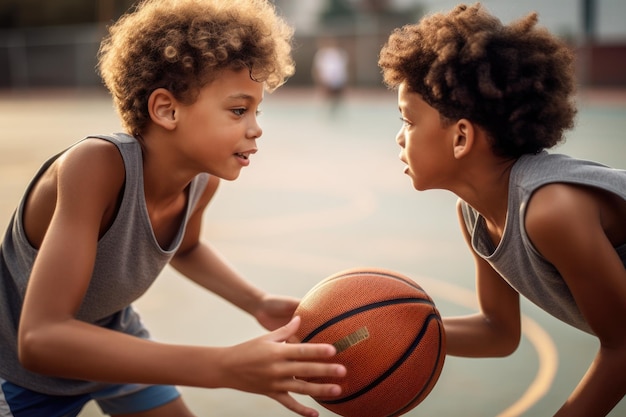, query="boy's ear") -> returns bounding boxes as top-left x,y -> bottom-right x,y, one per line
452,119 -> 474,159
148,88 -> 178,130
